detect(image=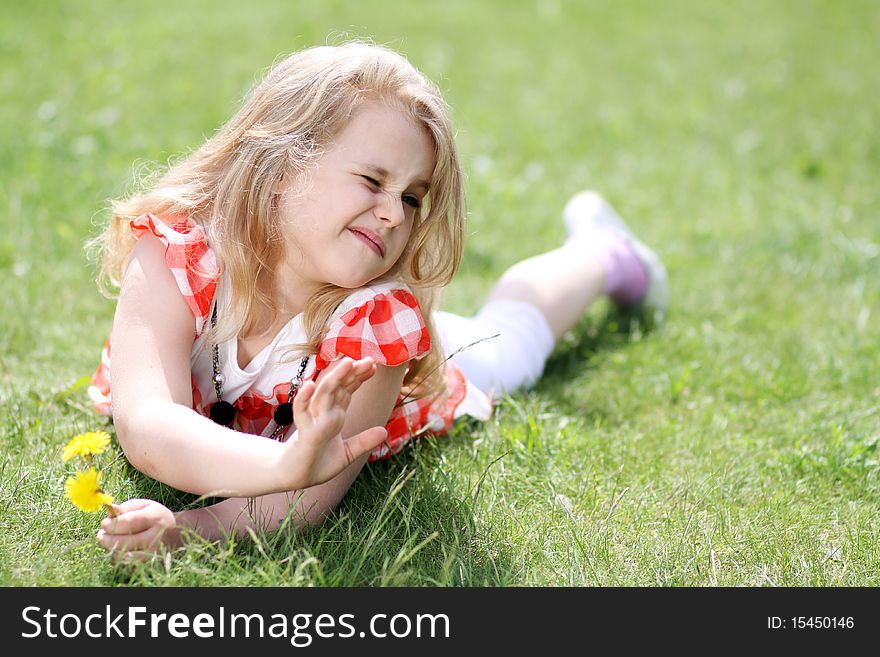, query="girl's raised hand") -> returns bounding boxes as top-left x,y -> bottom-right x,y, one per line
96,498 -> 179,563
278,356 -> 388,488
